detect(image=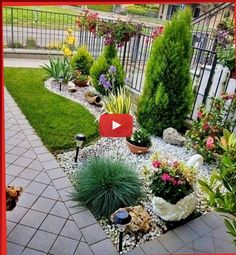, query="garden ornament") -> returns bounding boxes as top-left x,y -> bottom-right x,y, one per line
186,154 -> 203,171
6,186 -> 23,211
